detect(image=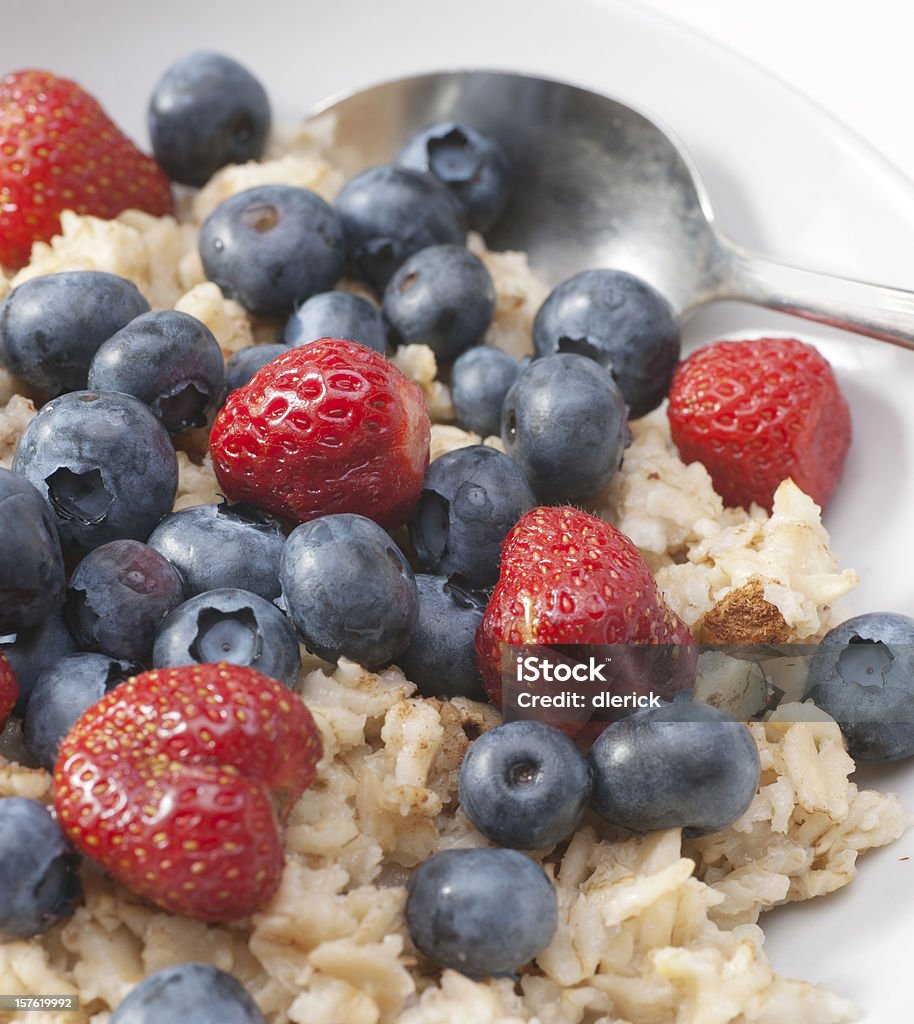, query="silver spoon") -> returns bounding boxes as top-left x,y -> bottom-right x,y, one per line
306,69 -> 914,349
